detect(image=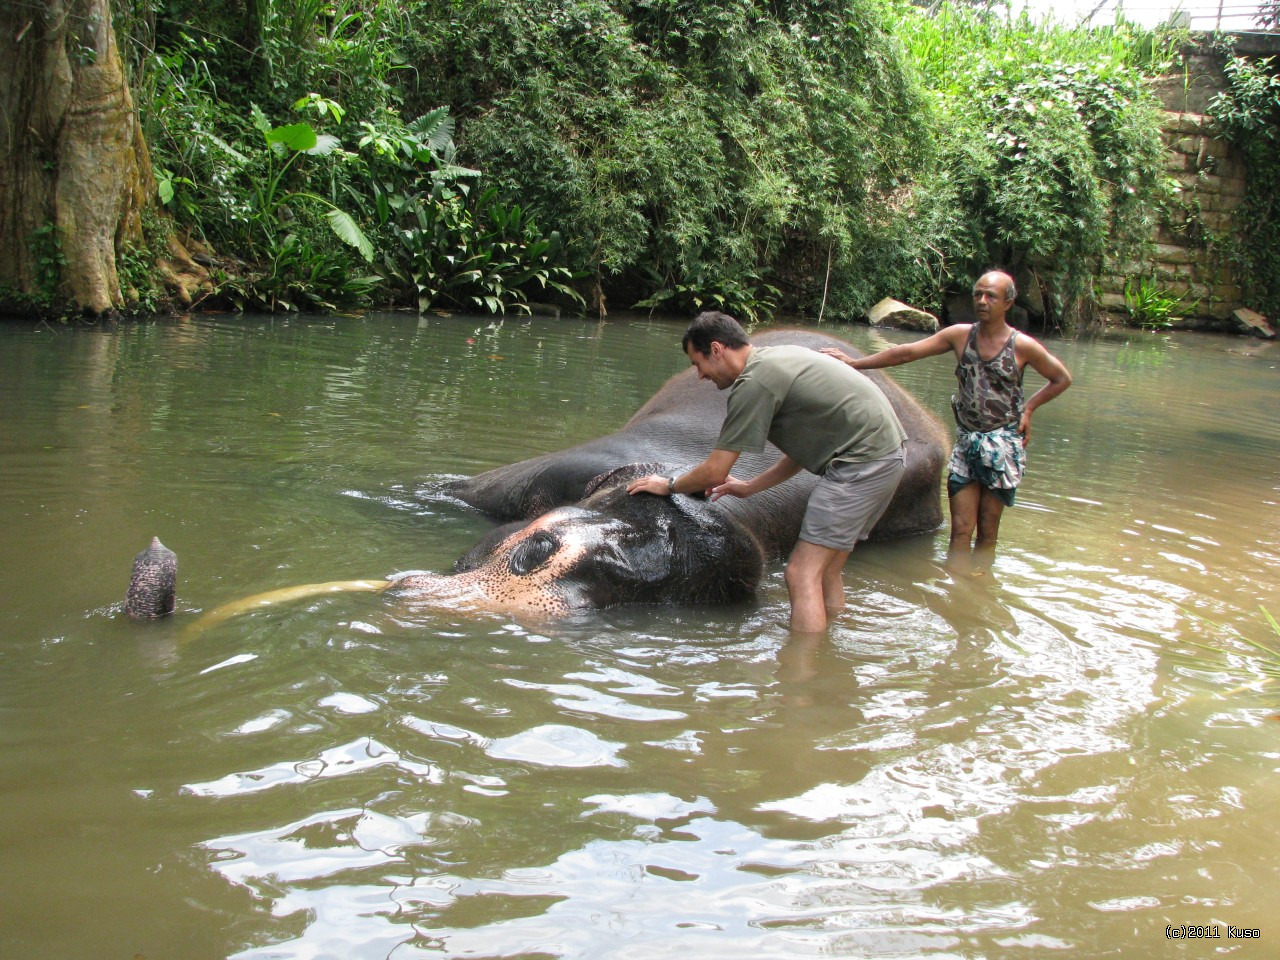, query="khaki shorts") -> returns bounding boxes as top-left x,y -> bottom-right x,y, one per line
799,447 -> 906,551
